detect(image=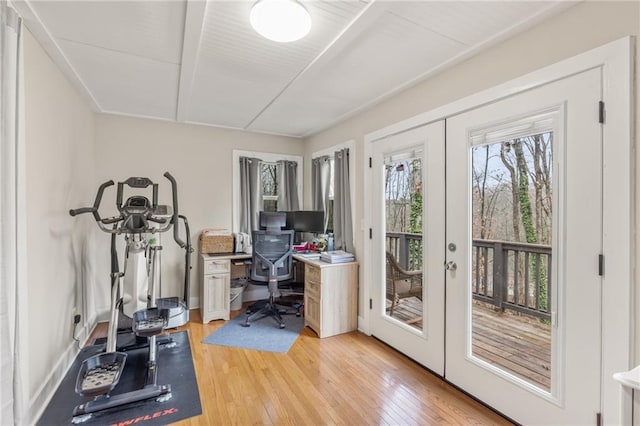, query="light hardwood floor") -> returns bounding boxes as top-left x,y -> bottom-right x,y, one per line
90,309 -> 512,425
